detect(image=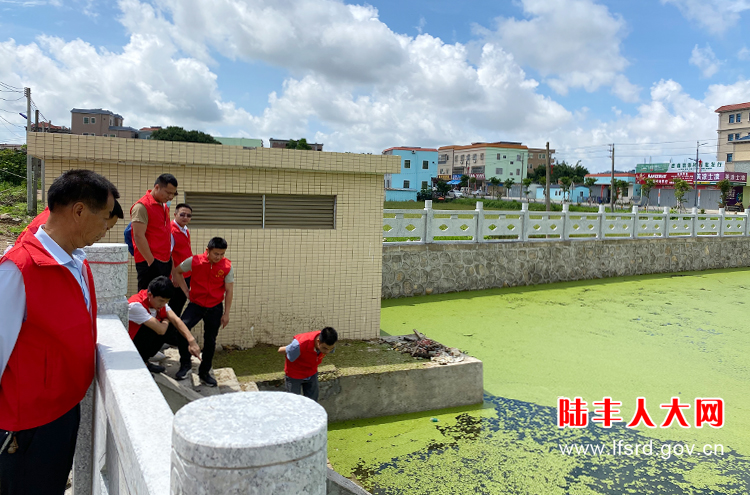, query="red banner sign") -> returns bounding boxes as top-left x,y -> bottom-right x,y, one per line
636,172 -> 747,186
